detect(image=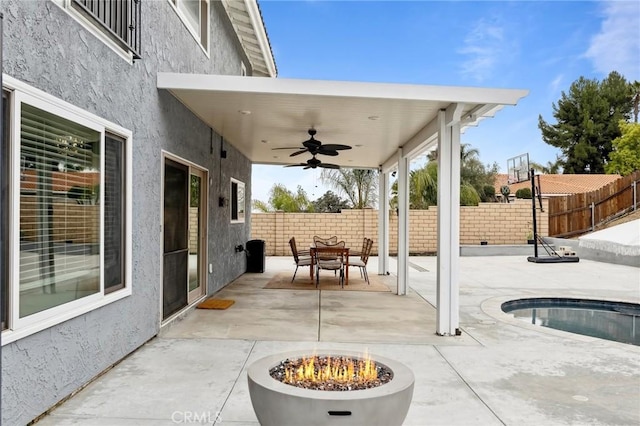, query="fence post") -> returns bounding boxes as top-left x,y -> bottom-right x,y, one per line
590,202 -> 595,231
634,181 -> 637,211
